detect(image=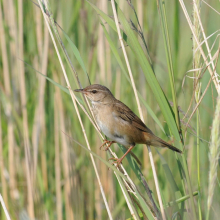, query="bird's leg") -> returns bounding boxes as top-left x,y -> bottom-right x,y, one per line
109,145 -> 134,167
104,141 -> 116,151
99,140 -> 115,150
